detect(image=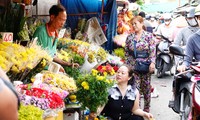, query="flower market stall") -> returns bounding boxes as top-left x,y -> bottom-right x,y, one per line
0,37 -> 124,120
0,1 -> 126,120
